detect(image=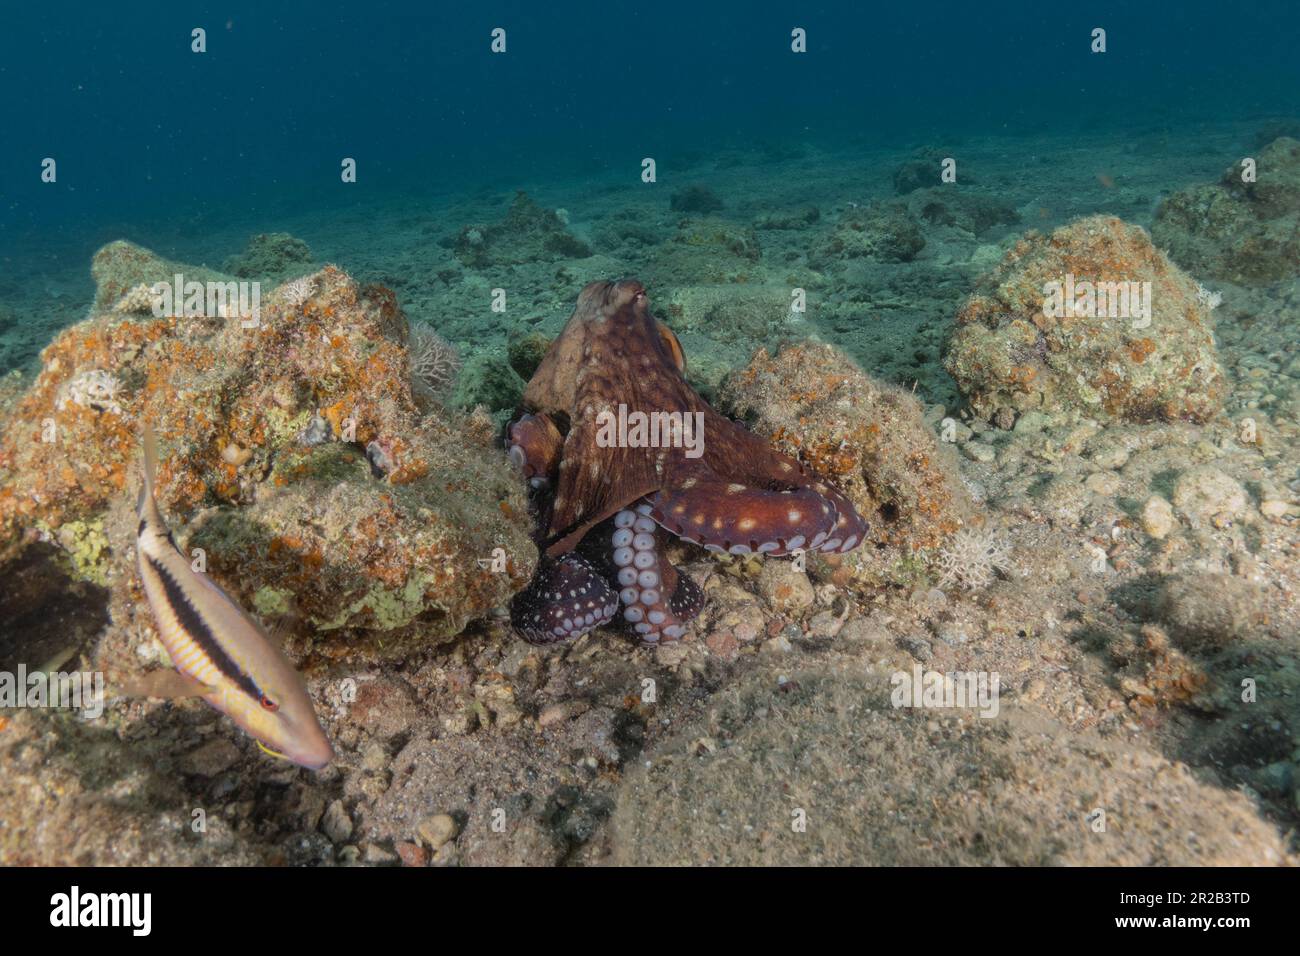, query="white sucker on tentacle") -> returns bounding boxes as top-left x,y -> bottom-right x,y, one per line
608,501 -> 704,644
